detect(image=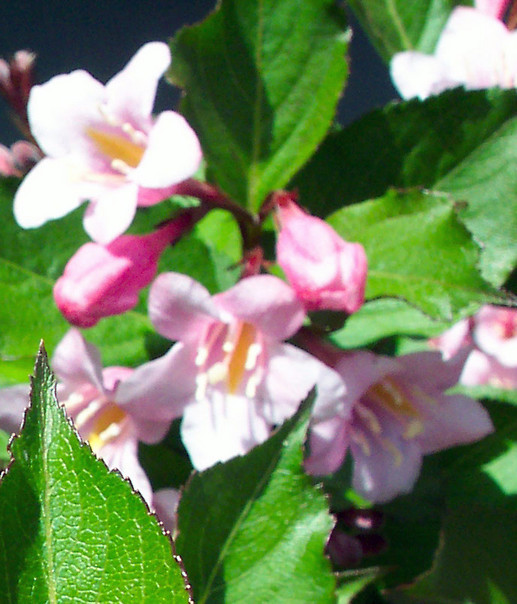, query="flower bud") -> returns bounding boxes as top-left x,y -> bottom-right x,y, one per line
275,194 -> 367,313
54,213 -> 196,327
